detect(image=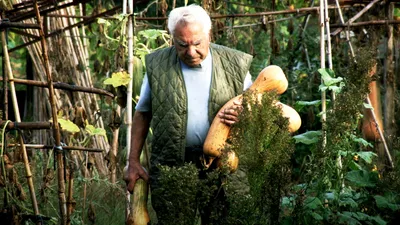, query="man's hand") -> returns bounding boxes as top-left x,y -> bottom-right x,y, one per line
218,99 -> 243,126
123,162 -> 149,194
